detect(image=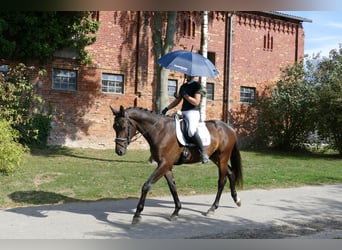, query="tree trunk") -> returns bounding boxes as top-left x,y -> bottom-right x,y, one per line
152,11 -> 177,113
200,11 -> 209,121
